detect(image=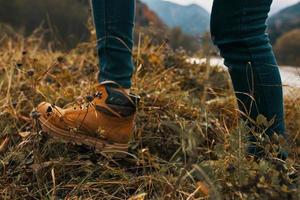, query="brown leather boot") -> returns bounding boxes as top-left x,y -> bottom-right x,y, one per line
35,81 -> 139,155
